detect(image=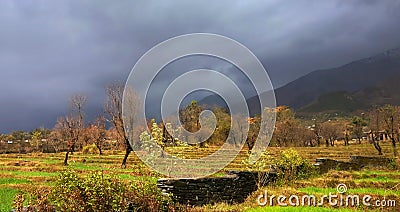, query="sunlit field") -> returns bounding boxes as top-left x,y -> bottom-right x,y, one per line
0,141 -> 398,211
